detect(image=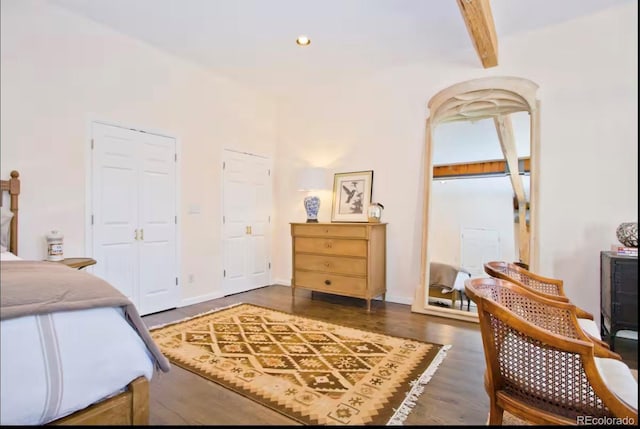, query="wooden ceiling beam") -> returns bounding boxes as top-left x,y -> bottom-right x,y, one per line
433,157 -> 530,179
494,114 -> 529,265
456,0 -> 498,68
